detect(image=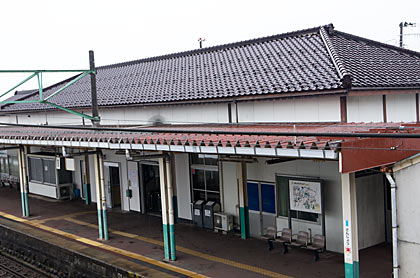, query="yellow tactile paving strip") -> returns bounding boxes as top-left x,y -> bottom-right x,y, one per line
0,210 -> 293,278
0,211 -> 207,278
64,218 -> 293,278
